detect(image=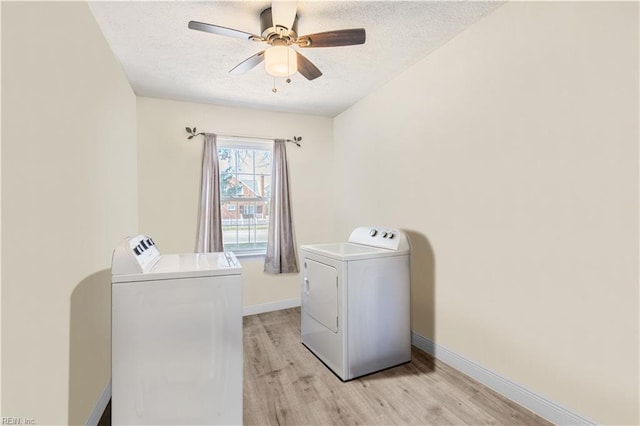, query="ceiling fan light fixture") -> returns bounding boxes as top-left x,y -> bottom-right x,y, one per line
265,46 -> 297,77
